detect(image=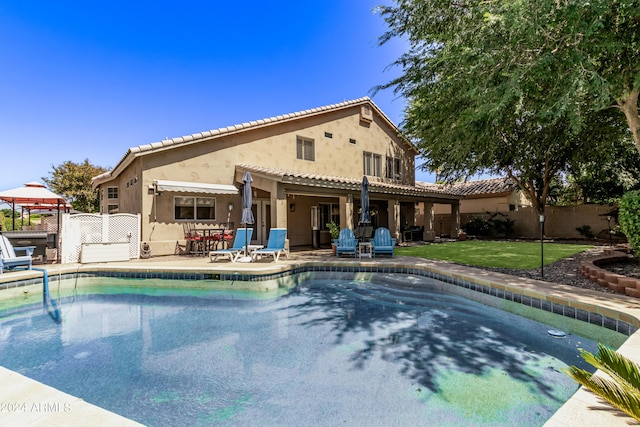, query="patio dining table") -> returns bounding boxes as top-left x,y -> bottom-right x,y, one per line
188,225 -> 234,255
